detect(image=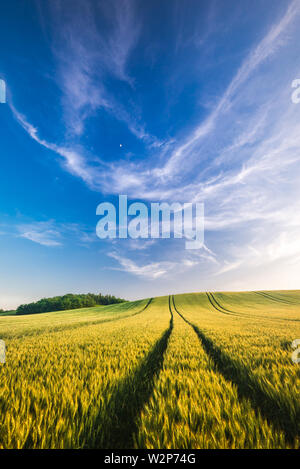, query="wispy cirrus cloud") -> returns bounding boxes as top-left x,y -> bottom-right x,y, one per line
47,0 -> 157,143
12,0 -> 300,200
108,242 -> 218,280
215,226 -> 300,277
108,252 -> 174,279
17,221 -> 62,247
7,0 -> 300,290
13,220 -> 96,248
158,0 -> 300,179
